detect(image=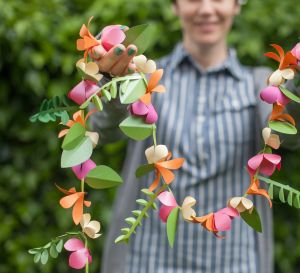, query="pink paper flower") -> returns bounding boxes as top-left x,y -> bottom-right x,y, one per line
64,238 -> 92,269
247,153 -> 281,176
129,101 -> 158,124
72,159 -> 96,180
157,191 -> 178,222
68,80 -> 100,105
101,25 -> 126,52
260,86 -> 290,105
291,42 -> 300,60
213,207 -> 239,232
